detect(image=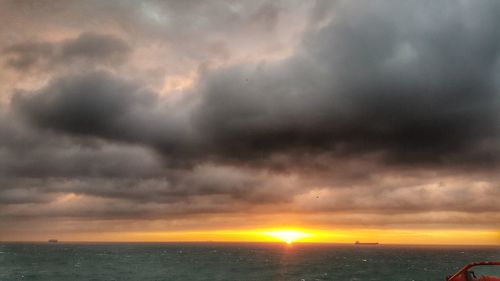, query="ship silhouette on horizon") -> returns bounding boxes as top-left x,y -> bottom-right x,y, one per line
355,240 -> 379,245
